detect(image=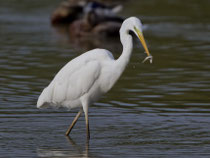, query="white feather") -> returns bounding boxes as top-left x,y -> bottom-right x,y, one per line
37,49 -> 115,109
